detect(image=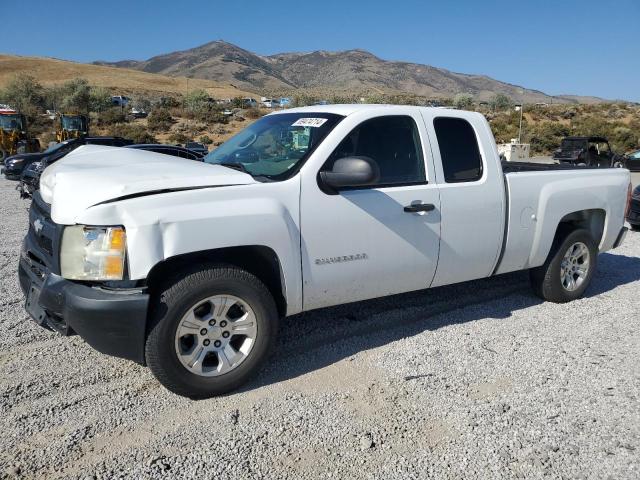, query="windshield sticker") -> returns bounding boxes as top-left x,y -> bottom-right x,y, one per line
291,118 -> 328,128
